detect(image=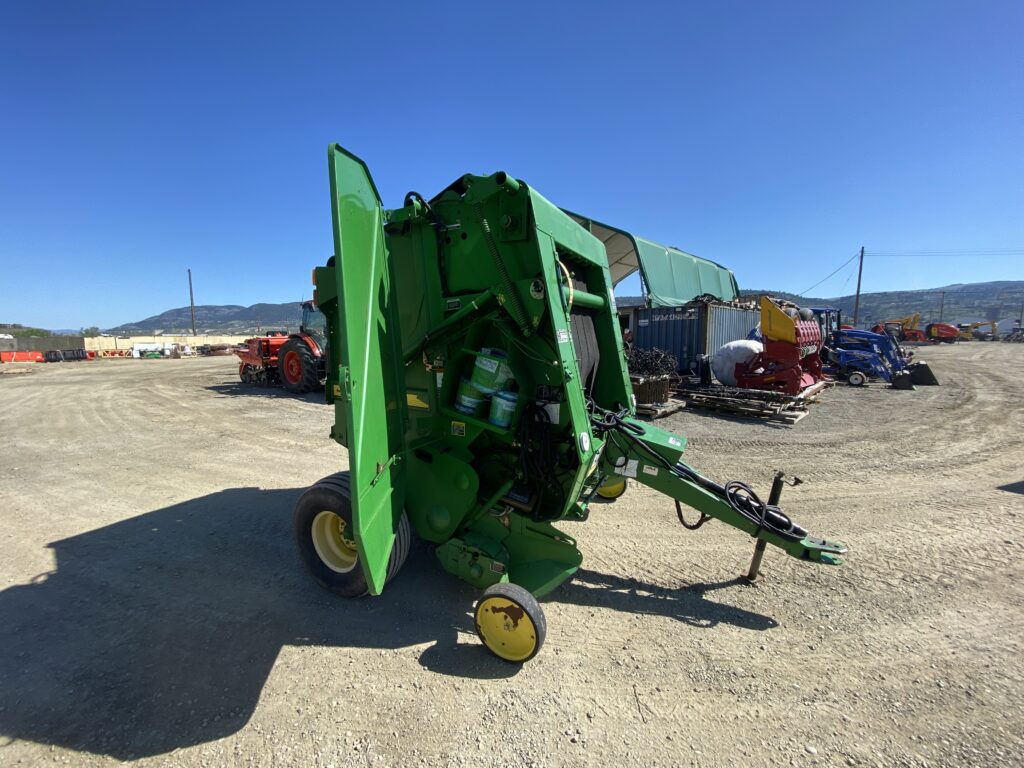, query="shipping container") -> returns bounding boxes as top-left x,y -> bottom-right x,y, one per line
705,304 -> 760,361
633,302 -> 759,373
634,305 -> 702,372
